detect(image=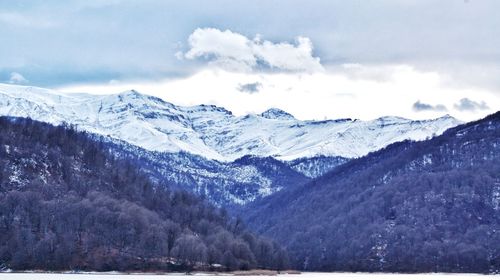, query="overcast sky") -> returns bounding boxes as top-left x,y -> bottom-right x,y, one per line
1,0 -> 499,121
